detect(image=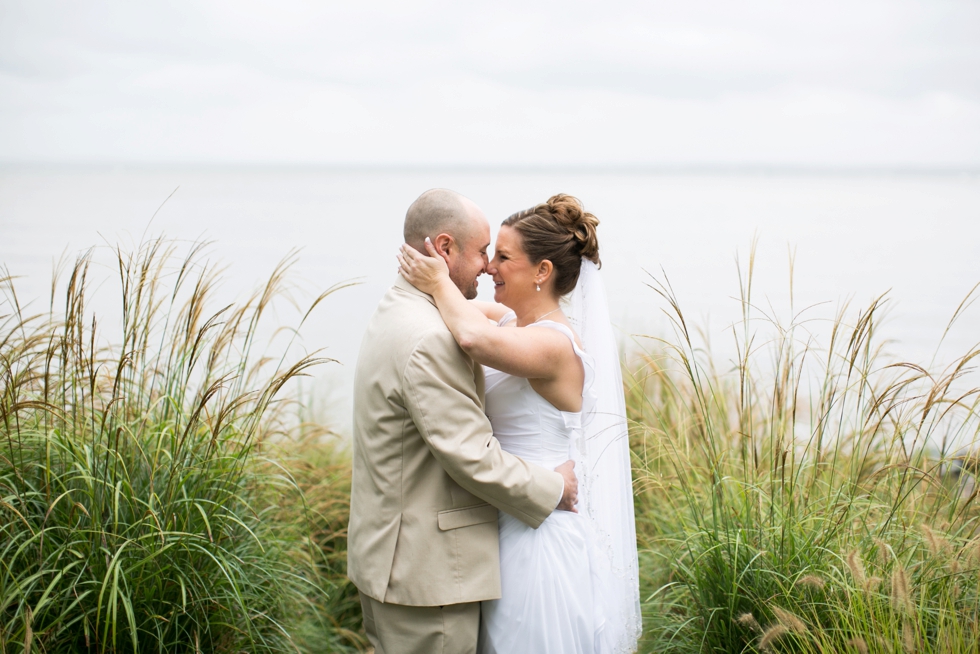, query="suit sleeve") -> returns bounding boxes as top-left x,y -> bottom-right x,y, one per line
403,329 -> 564,528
